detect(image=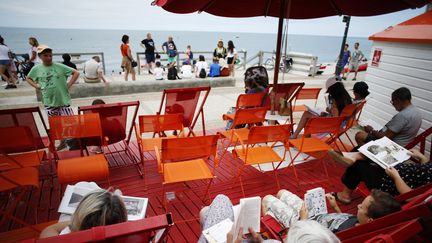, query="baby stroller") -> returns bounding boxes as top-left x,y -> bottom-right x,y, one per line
12,53 -> 31,81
